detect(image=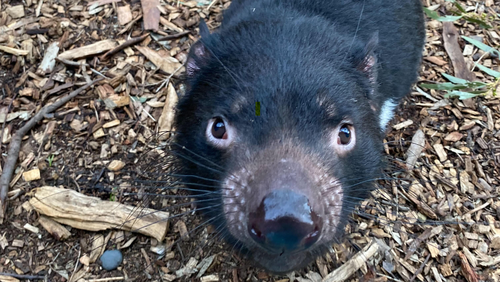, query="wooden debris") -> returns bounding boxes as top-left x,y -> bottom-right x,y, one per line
0,275 -> 20,282
141,0 -> 161,31
491,236 -> 500,249
433,143 -> 447,162
458,252 -> 478,282
97,84 -> 131,109
100,34 -> 149,60
141,248 -> 155,274
117,5 -> 133,25
427,242 -> 440,258
57,40 -> 118,60
37,42 -> 59,75
392,119 -> 413,130
444,131 -> 463,142
80,255 -> 91,266
157,31 -> 192,41
160,17 -> 184,32
93,128 -> 106,139
406,129 -> 425,169
87,0 -> 121,6
175,220 -> 189,240
135,45 -> 184,74
424,56 -> 447,66
322,240 -> 379,282
23,223 -> 39,234
12,239 -> 24,247
0,46 -> 29,56
107,160 -> 125,171
0,233 -> 8,249
38,215 -> 71,240
29,186 -> 169,241
442,22 -> 475,81
6,5 -> 24,18
196,255 -> 216,279
103,95 -> 130,109
200,274 -> 219,282
89,234 -> 105,263
158,83 -> 178,139
22,169 -> 40,182
103,120 -> 120,128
